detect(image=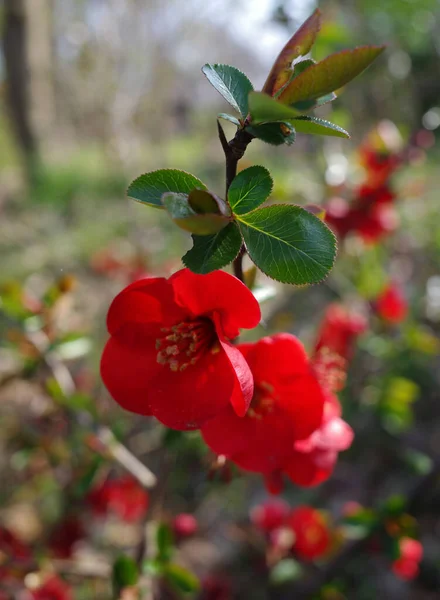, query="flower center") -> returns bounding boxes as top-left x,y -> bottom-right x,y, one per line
156,318 -> 217,372
248,382 -> 276,419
